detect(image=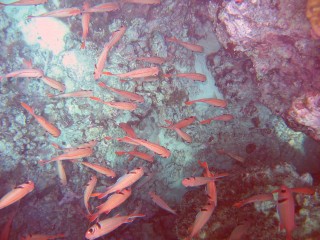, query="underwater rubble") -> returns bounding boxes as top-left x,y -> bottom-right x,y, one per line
0,0 -> 319,240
